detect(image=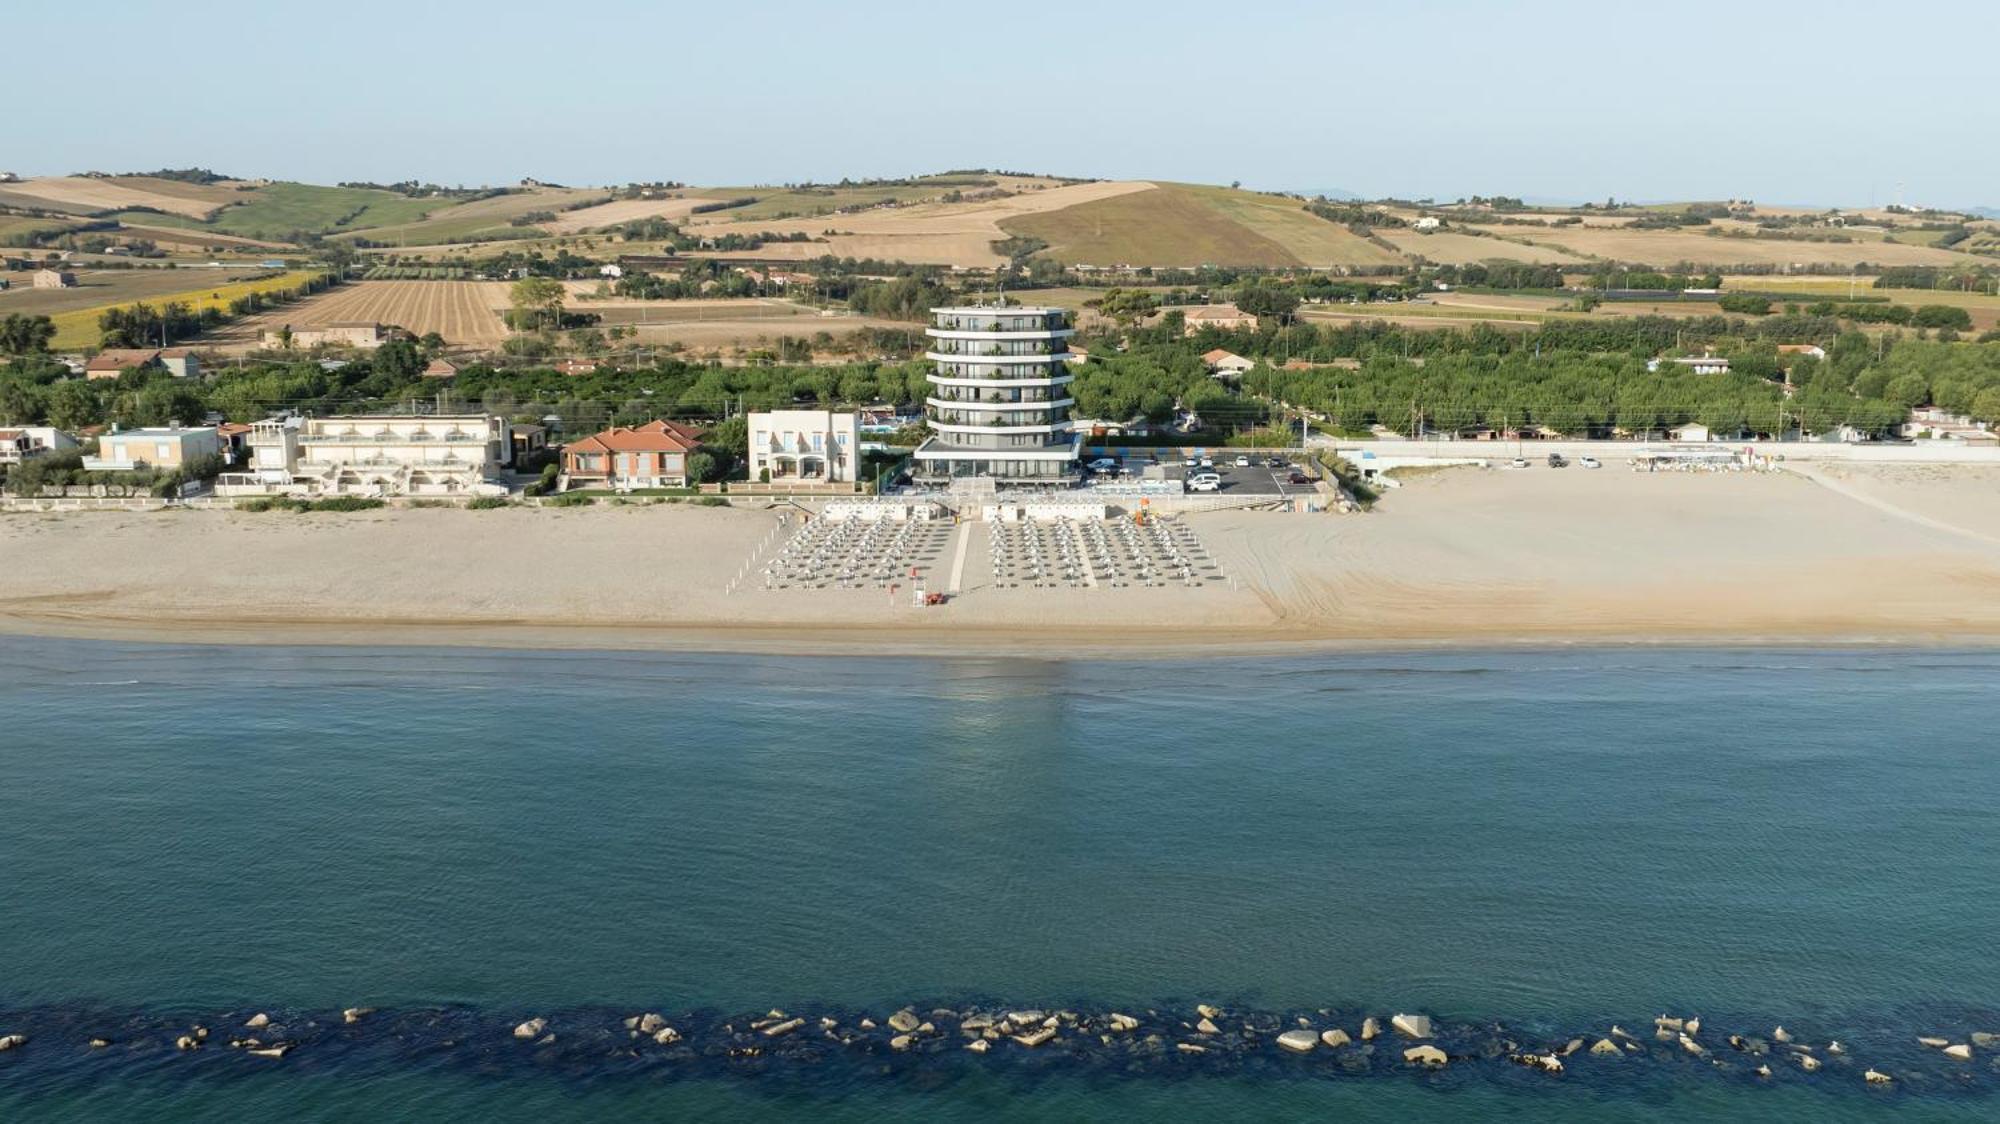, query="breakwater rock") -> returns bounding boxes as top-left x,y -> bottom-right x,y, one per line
0,1001 -> 1995,1099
